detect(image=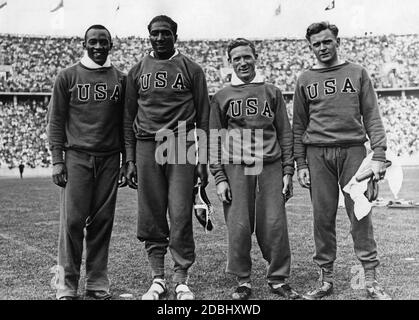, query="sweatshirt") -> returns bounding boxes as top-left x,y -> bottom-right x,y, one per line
47,54 -> 126,164
123,50 -> 210,163
209,73 -> 294,185
292,61 -> 387,169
